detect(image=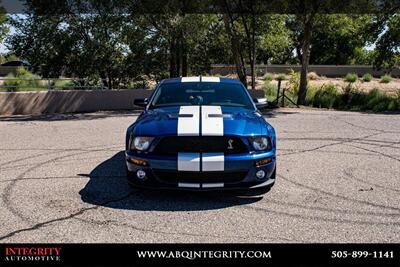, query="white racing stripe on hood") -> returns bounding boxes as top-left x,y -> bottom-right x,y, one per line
201,106 -> 223,136
177,106 -> 200,136
177,105 -> 224,172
